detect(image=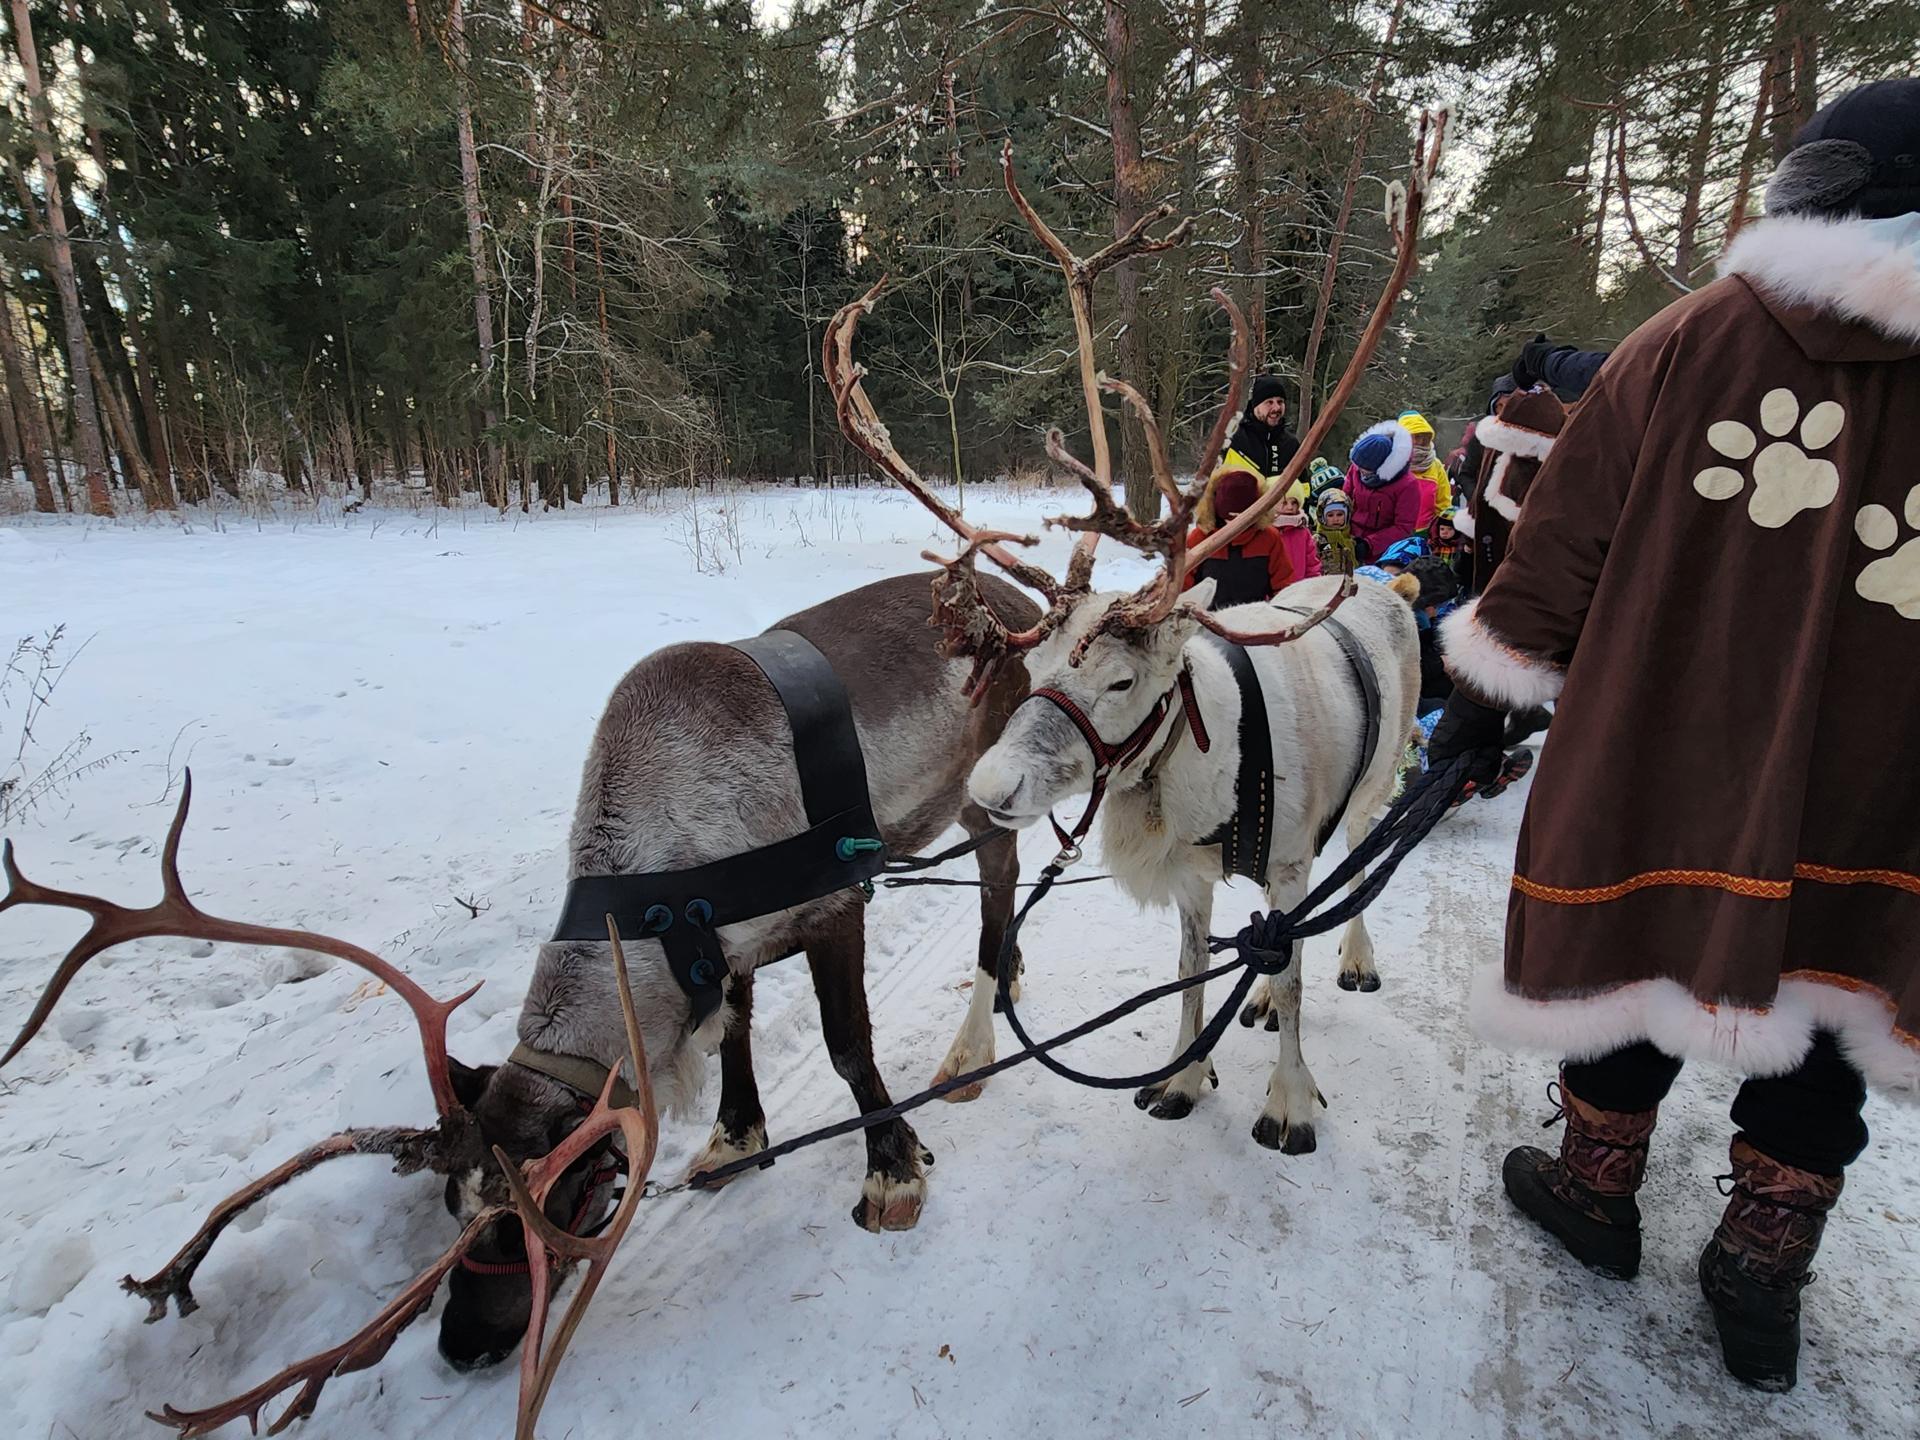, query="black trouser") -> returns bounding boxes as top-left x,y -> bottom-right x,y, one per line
1563,1032 -> 1870,1177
